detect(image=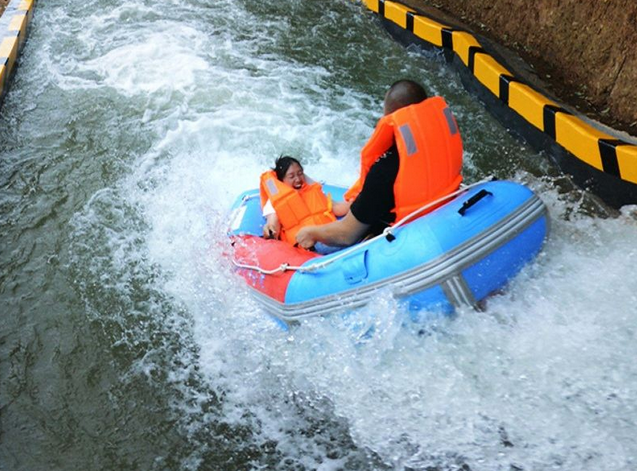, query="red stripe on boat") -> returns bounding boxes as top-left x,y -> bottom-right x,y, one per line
232,235 -> 320,302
